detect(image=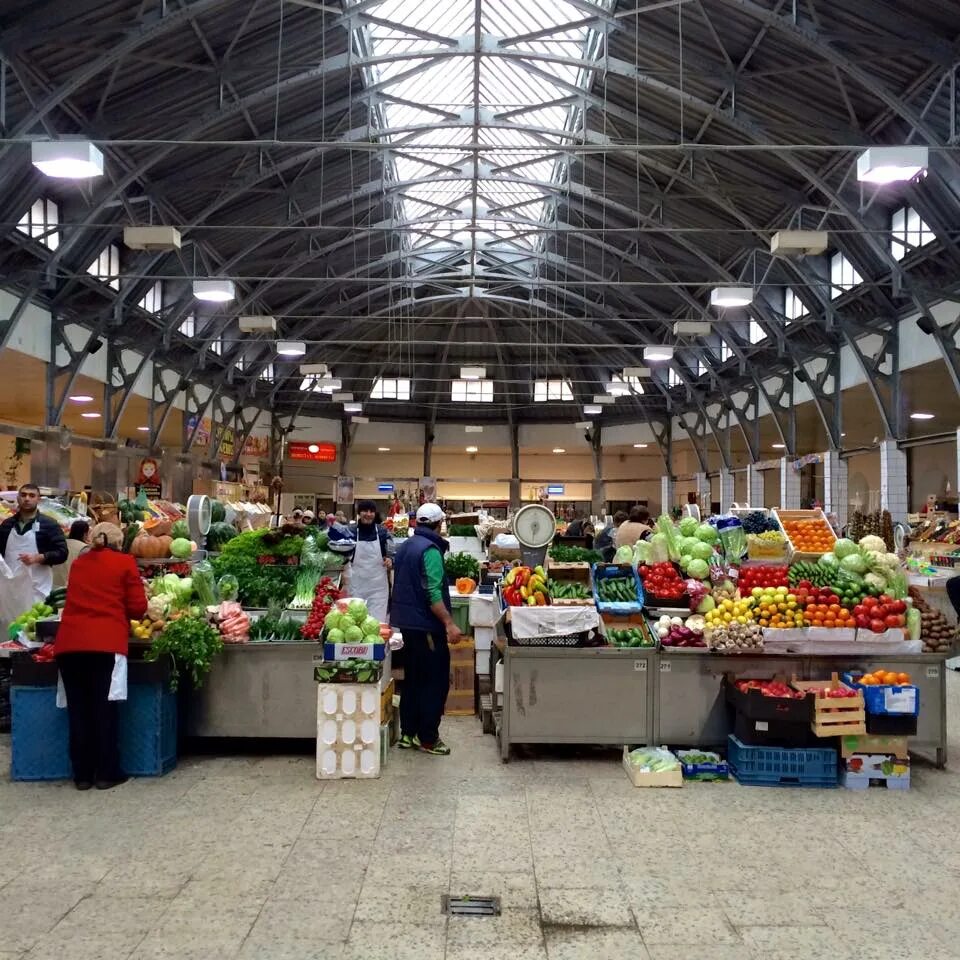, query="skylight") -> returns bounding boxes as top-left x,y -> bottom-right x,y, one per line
351,0 -> 612,282
139,281 -> 162,314
371,377 -> 412,400
891,205 -> 935,261
17,197 -> 59,251
451,378 -> 493,402
533,379 -> 573,402
608,373 -> 644,396
784,288 -> 806,325
830,251 -> 863,299
87,243 -> 120,291
748,320 -> 766,344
